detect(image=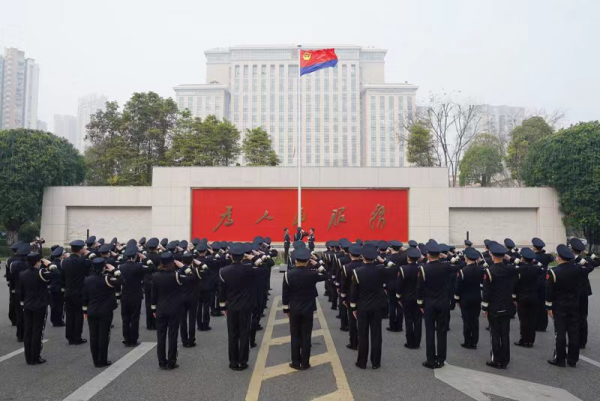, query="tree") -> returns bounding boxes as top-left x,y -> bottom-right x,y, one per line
85,92 -> 182,185
506,117 -> 554,184
459,134 -> 505,187
406,122 -> 437,167
242,127 -> 280,166
167,115 -> 241,166
418,92 -> 483,186
522,121 -> 600,249
0,129 -> 85,245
